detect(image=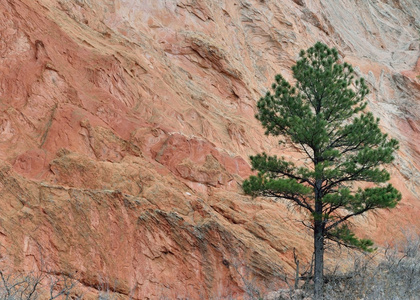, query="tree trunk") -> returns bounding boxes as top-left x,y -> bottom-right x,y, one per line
314,218 -> 324,299
314,177 -> 324,299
